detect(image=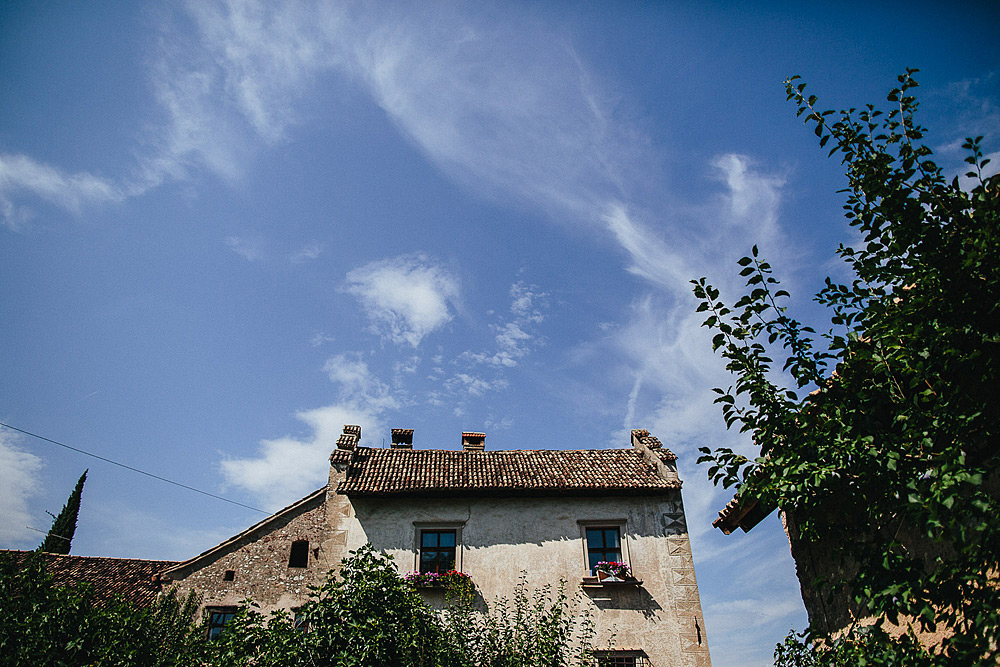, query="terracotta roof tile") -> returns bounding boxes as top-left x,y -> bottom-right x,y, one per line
337,447 -> 681,497
1,550 -> 176,607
